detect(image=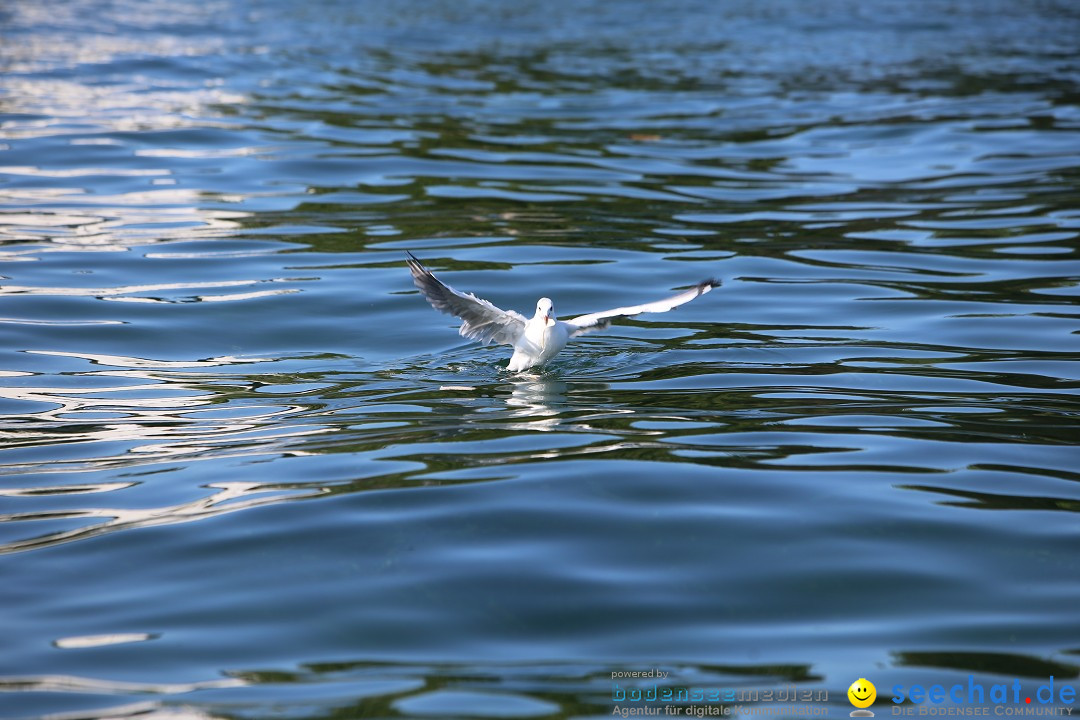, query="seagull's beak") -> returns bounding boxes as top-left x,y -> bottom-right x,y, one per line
544,313 -> 555,327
